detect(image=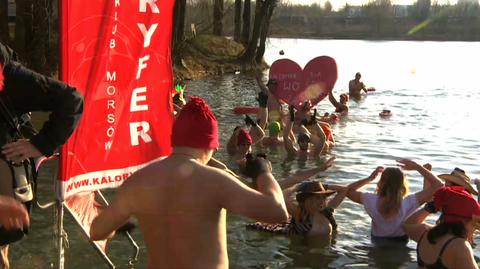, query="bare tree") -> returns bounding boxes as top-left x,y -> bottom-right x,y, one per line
0,0 -> 10,45
234,0 -> 242,42
27,0 -> 51,73
241,0 -> 251,45
241,0 -> 277,64
173,0 -> 187,46
255,0 -> 276,63
213,0 -> 224,35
